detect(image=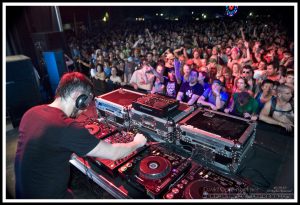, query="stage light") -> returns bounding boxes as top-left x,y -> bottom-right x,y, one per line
226,6 -> 238,17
